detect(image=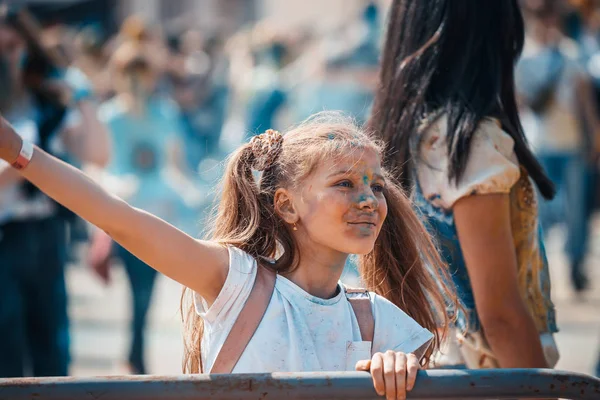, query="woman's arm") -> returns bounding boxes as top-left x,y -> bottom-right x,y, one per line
0,117 -> 228,304
454,193 -> 548,368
